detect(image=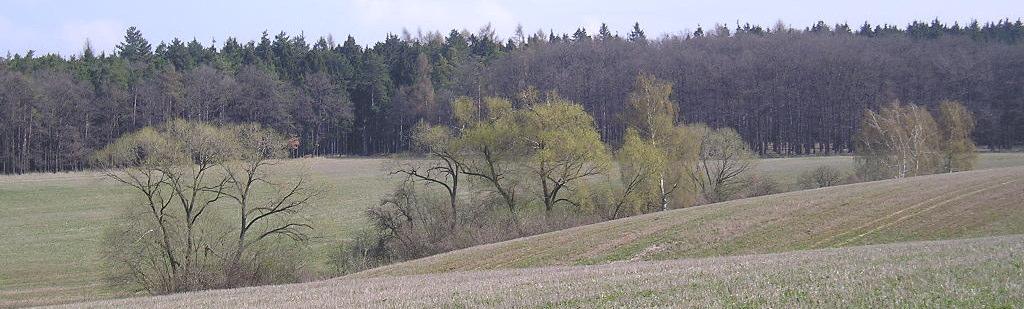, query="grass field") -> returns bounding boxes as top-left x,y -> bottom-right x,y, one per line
62,234 -> 1024,308
2,153 -> 1023,307
358,164 -> 1024,277
0,158 -> 390,308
